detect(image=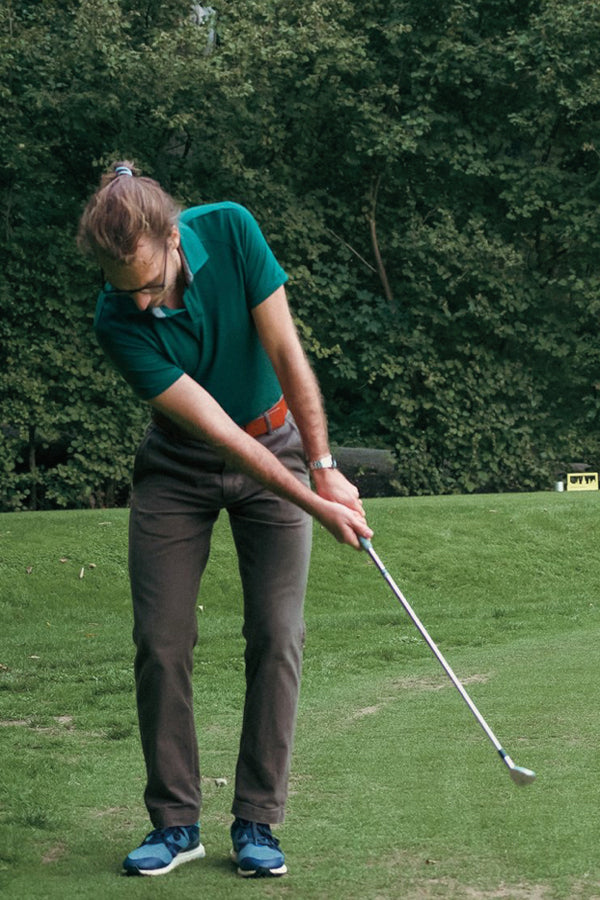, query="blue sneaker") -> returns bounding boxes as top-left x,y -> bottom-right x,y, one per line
230,818 -> 287,877
123,823 -> 205,876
